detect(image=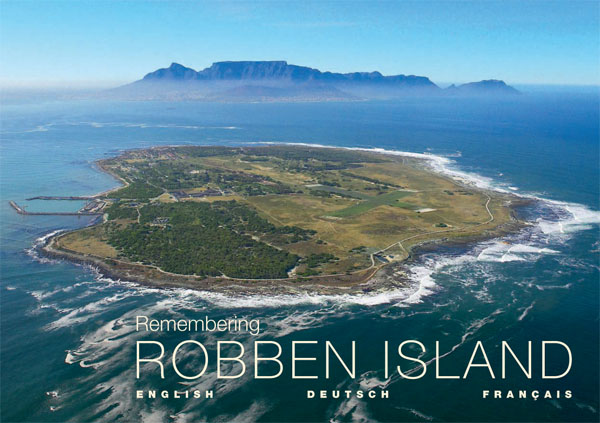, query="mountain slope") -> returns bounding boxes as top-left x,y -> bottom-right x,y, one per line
110,61 -> 518,101
142,61 -> 438,87
445,79 -> 520,96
